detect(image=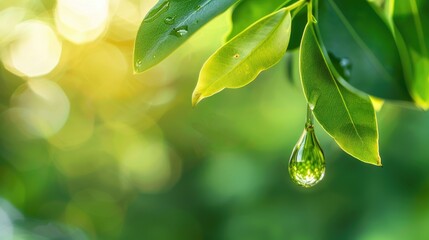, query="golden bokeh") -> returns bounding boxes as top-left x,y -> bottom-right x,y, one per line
2,20 -> 62,77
